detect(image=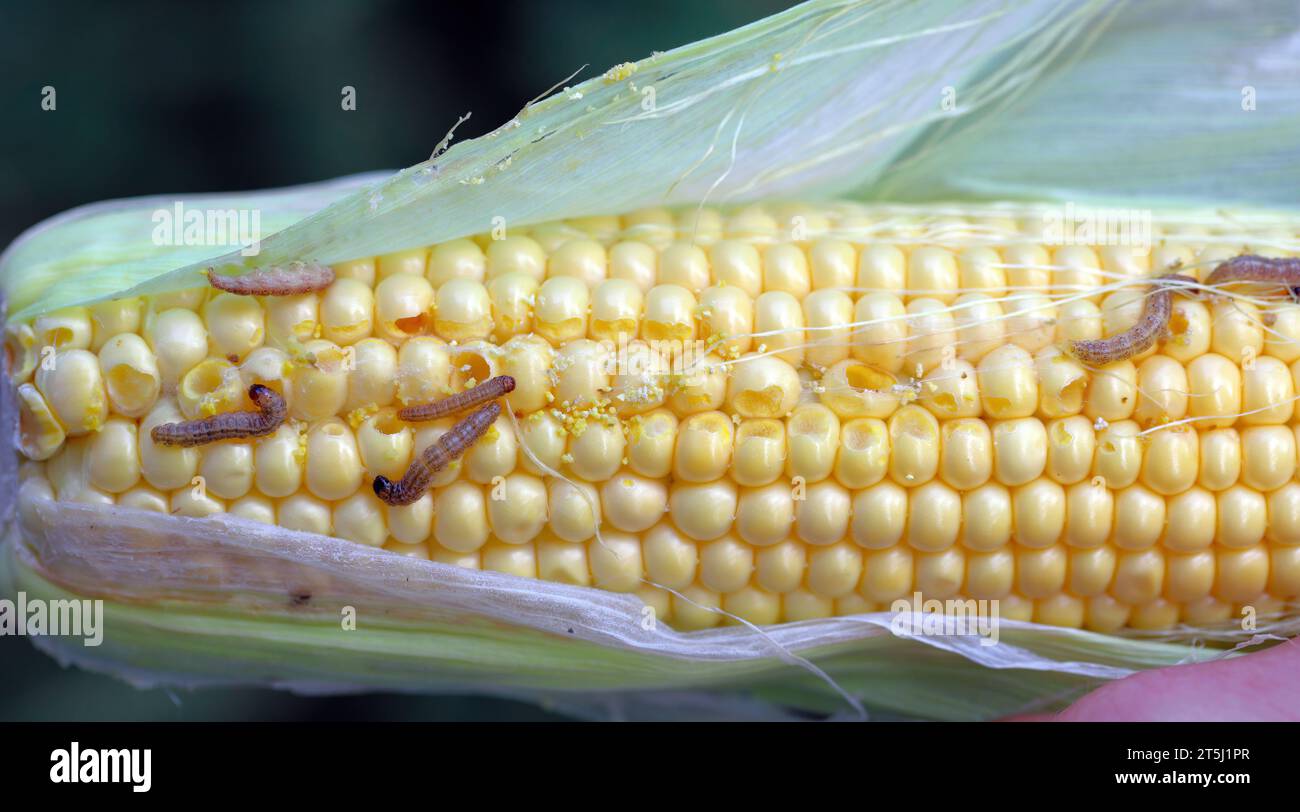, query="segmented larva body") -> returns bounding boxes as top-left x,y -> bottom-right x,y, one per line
1067,274 -> 1189,366
151,384 -> 287,447
206,261 -> 336,296
374,401 -> 501,506
397,376 -> 516,422
1205,254 -> 1300,291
